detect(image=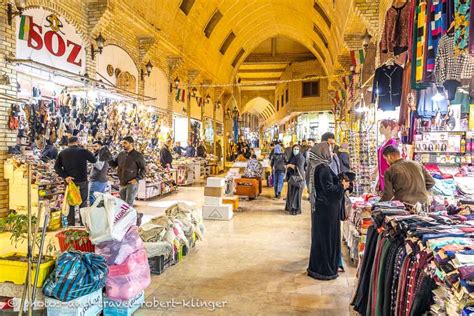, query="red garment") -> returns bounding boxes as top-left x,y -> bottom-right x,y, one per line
381,2 -> 411,55
378,138 -> 398,191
